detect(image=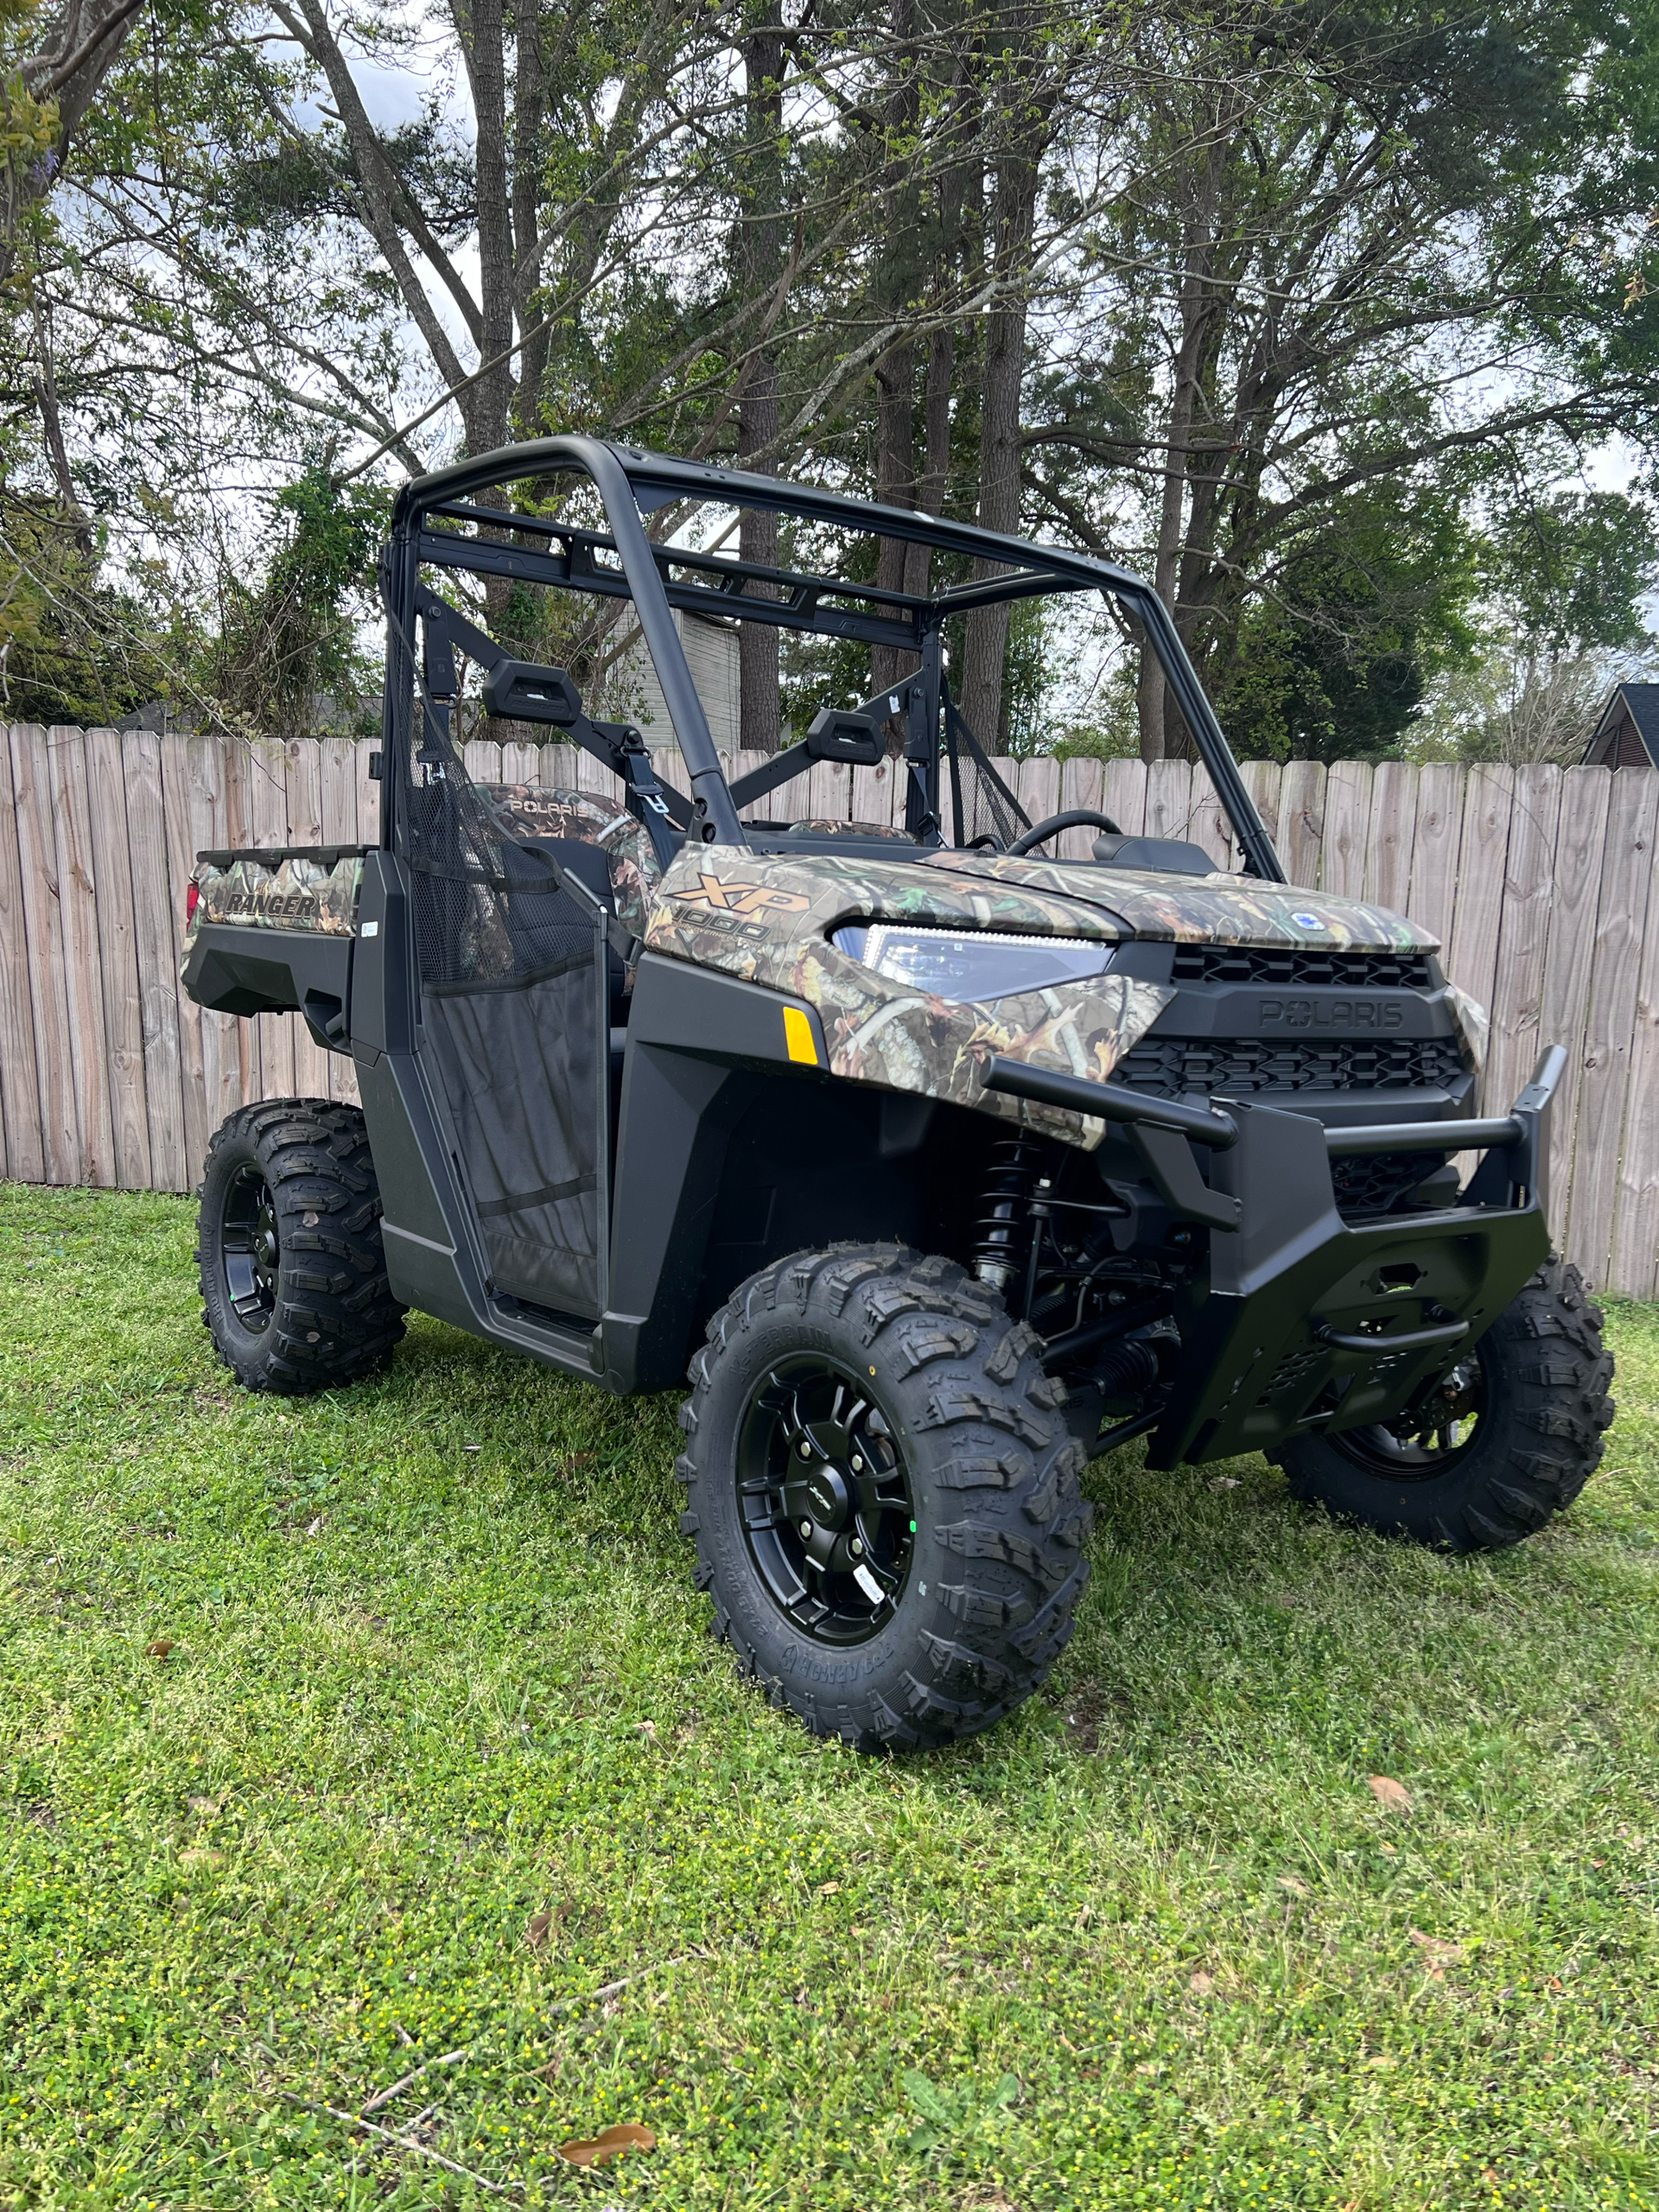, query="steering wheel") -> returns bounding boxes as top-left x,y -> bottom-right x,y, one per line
1006,808 -> 1124,857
